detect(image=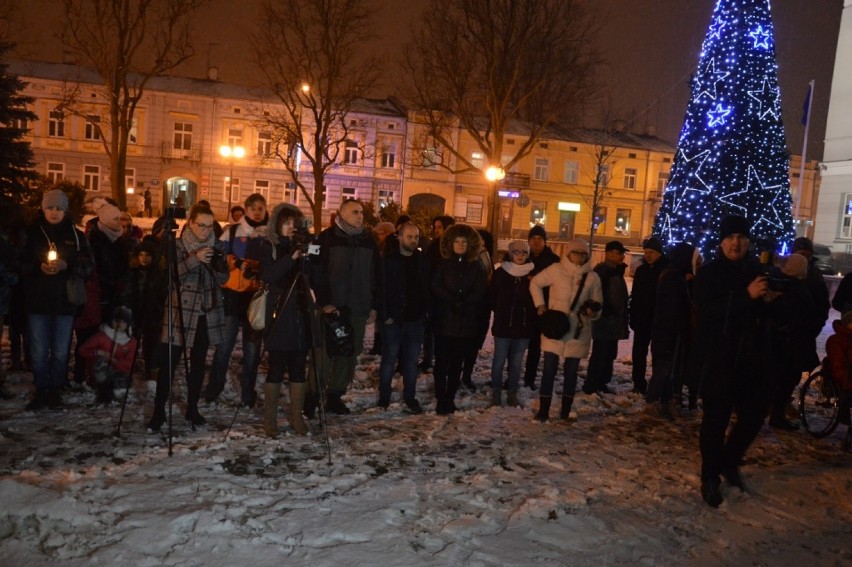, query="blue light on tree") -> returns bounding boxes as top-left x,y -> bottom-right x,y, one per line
653,0 -> 794,259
